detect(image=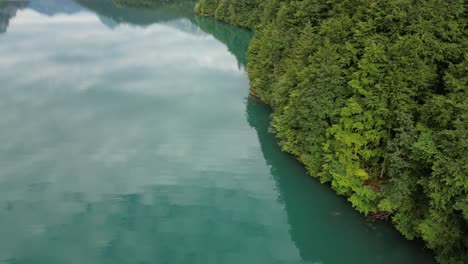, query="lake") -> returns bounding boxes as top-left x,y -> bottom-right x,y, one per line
0,0 -> 434,263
